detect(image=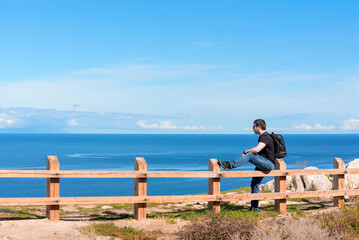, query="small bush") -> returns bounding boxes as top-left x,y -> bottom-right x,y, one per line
177,214 -> 256,240
82,222 -> 156,240
250,218 -> 336,240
